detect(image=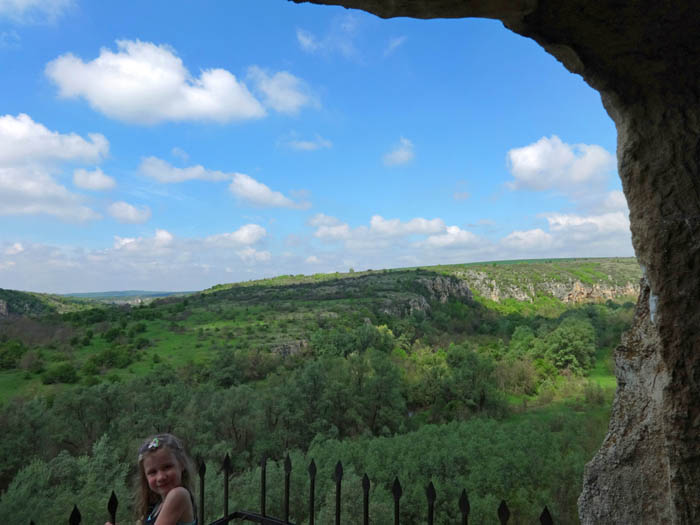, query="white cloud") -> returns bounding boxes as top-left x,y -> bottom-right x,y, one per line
506,135 -> 615,193
314,222 -> 352,240
453,191 -> 470,201
545,211 -> 630,236
600,190 -> 628,212
501,228 -> 553,251
383,137 -> 414,166
296,14 -> 361,60
0,0 -> 72,23
247,66 -> 317,115
139,157 -> 229,183
229,173 -> 309,209
308,213 -> 341,228
284,134 -> 332,151
0,166 -> 100,221
73,167 -> 115,191
296,29 -> 319,52
108,201 -> 151,224
423,226 -> 479,248
206,224 -> 267,245
237,246 -> 271,263
306,255 -> 320,264
0,113 -> 108,166
384,36 -> 407,57
171,147 -> 189,161
5,242 -> 23,255
369,215 -> 445,236
46,40 -> 266,124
